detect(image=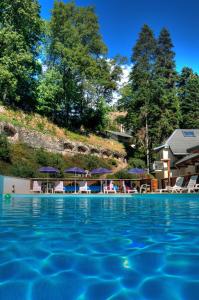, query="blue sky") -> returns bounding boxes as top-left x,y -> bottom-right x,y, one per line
39,0 -> 199,73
